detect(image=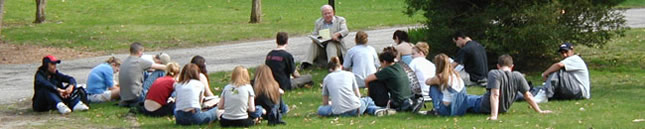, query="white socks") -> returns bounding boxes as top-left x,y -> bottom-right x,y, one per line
56,102 -> 71,114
